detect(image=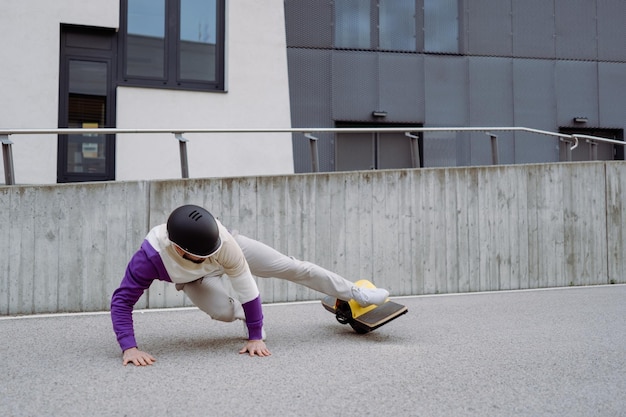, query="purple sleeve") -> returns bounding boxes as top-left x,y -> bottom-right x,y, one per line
110,240 -> 171,351
242,295 -> 264,340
